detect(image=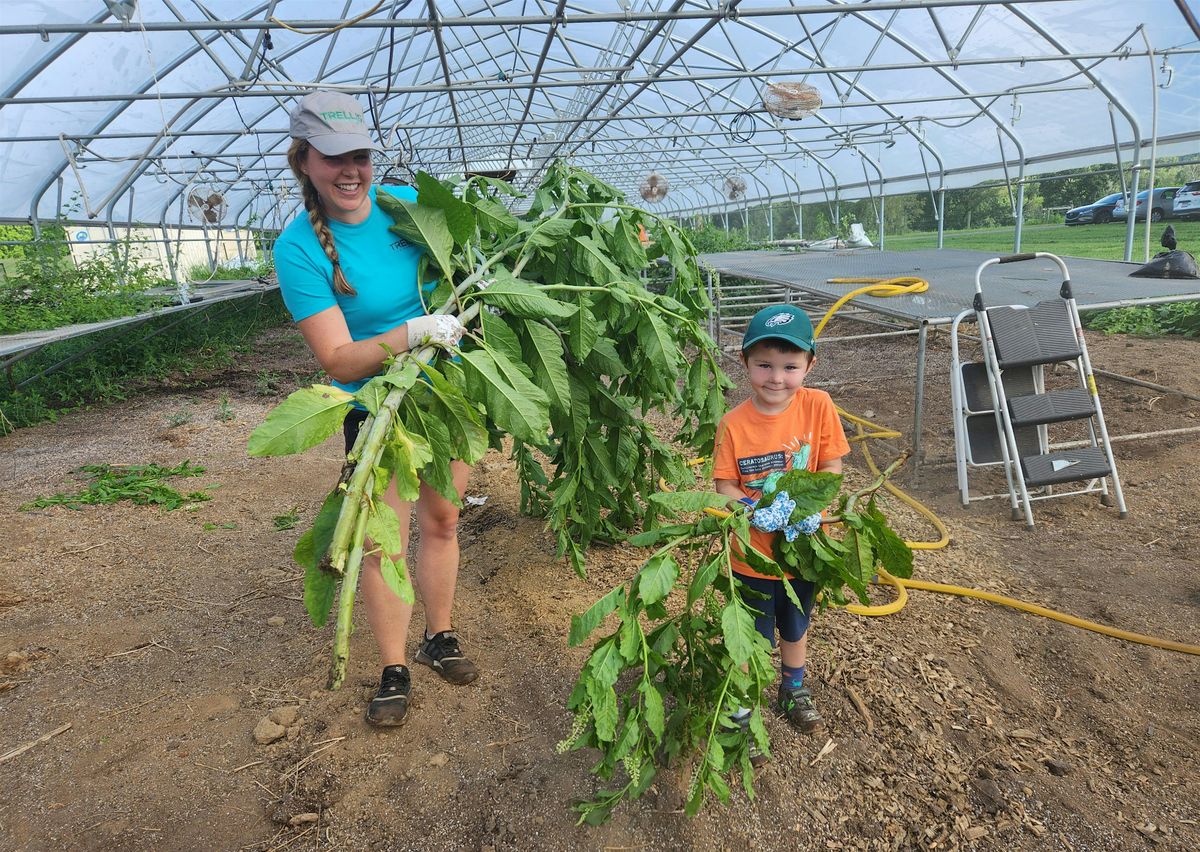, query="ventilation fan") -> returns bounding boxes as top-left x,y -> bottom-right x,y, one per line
723,175 -> 748,201
639,172 -> 669,204
187,189 -> 227,225
760,81 -> 823,120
